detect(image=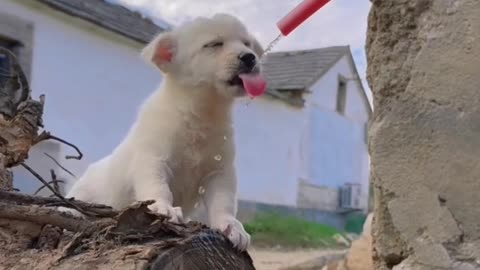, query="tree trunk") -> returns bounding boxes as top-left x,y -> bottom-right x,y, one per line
0,48 -> 256,269
366,0 -> 480,269
0,198 -> 256,270
0,48 -> 43,191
